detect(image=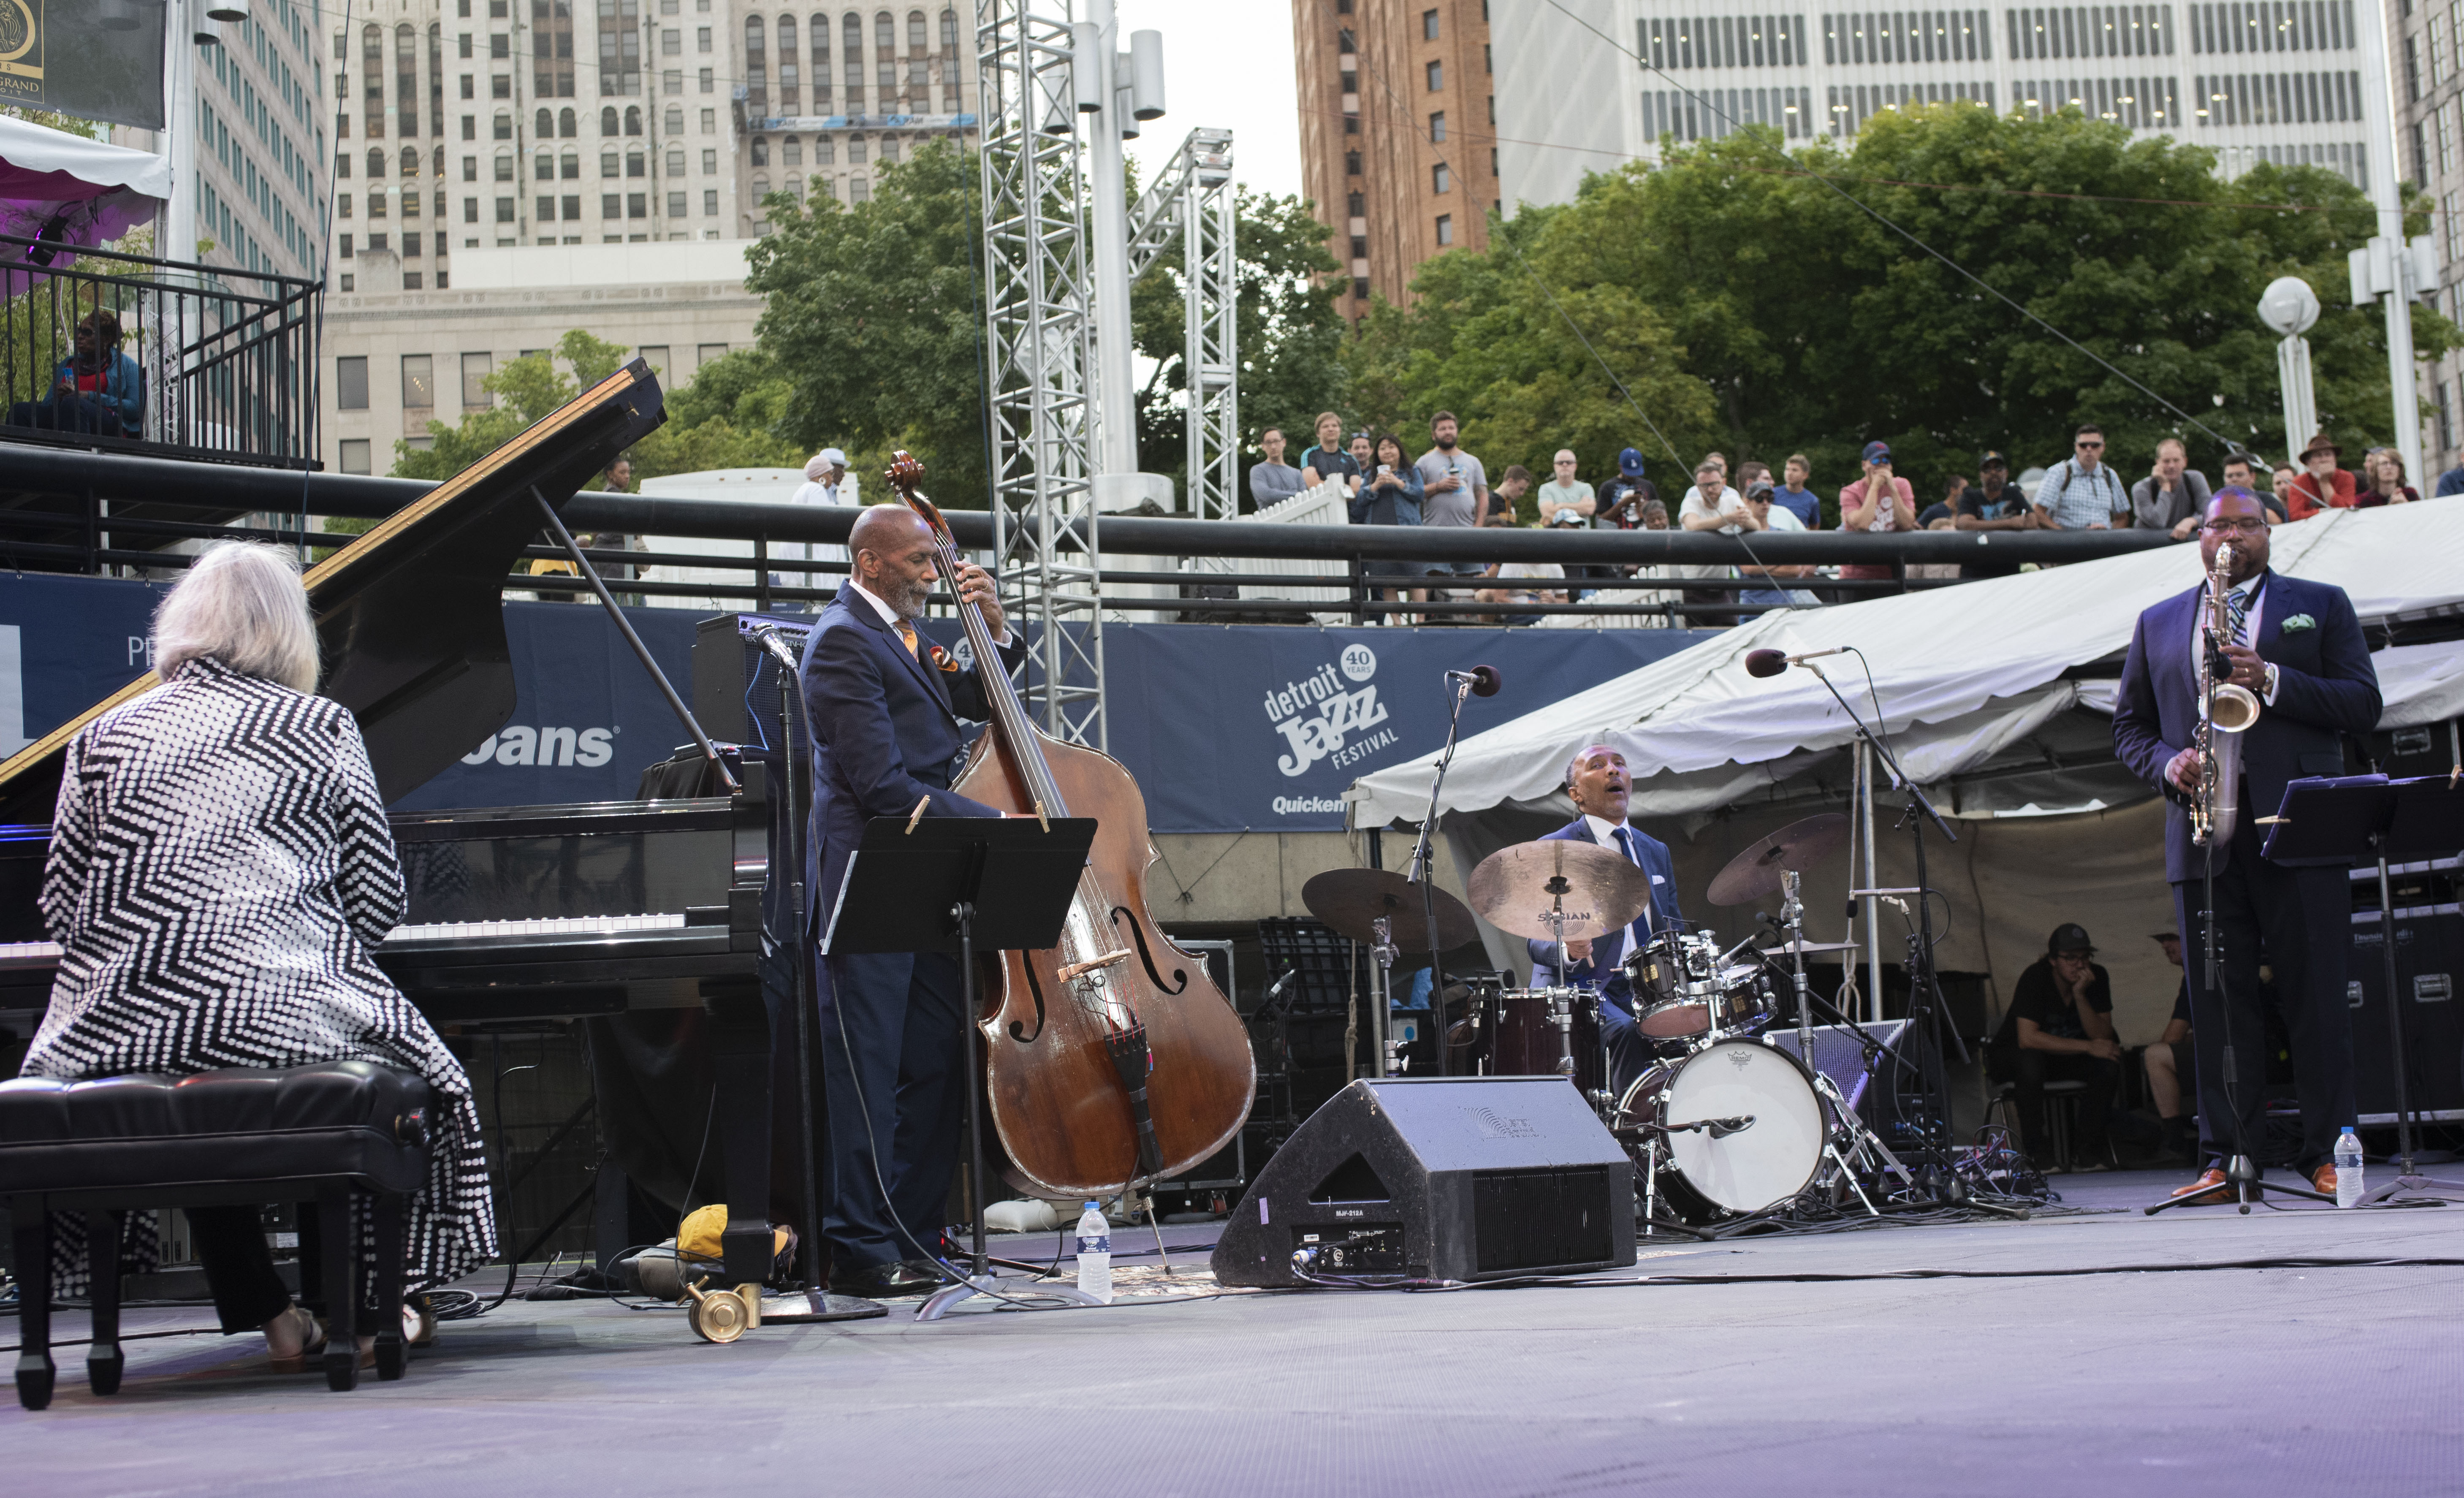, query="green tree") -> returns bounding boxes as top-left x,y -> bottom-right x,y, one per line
744,140 -> 993,505
1353,106 -> 2454,518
